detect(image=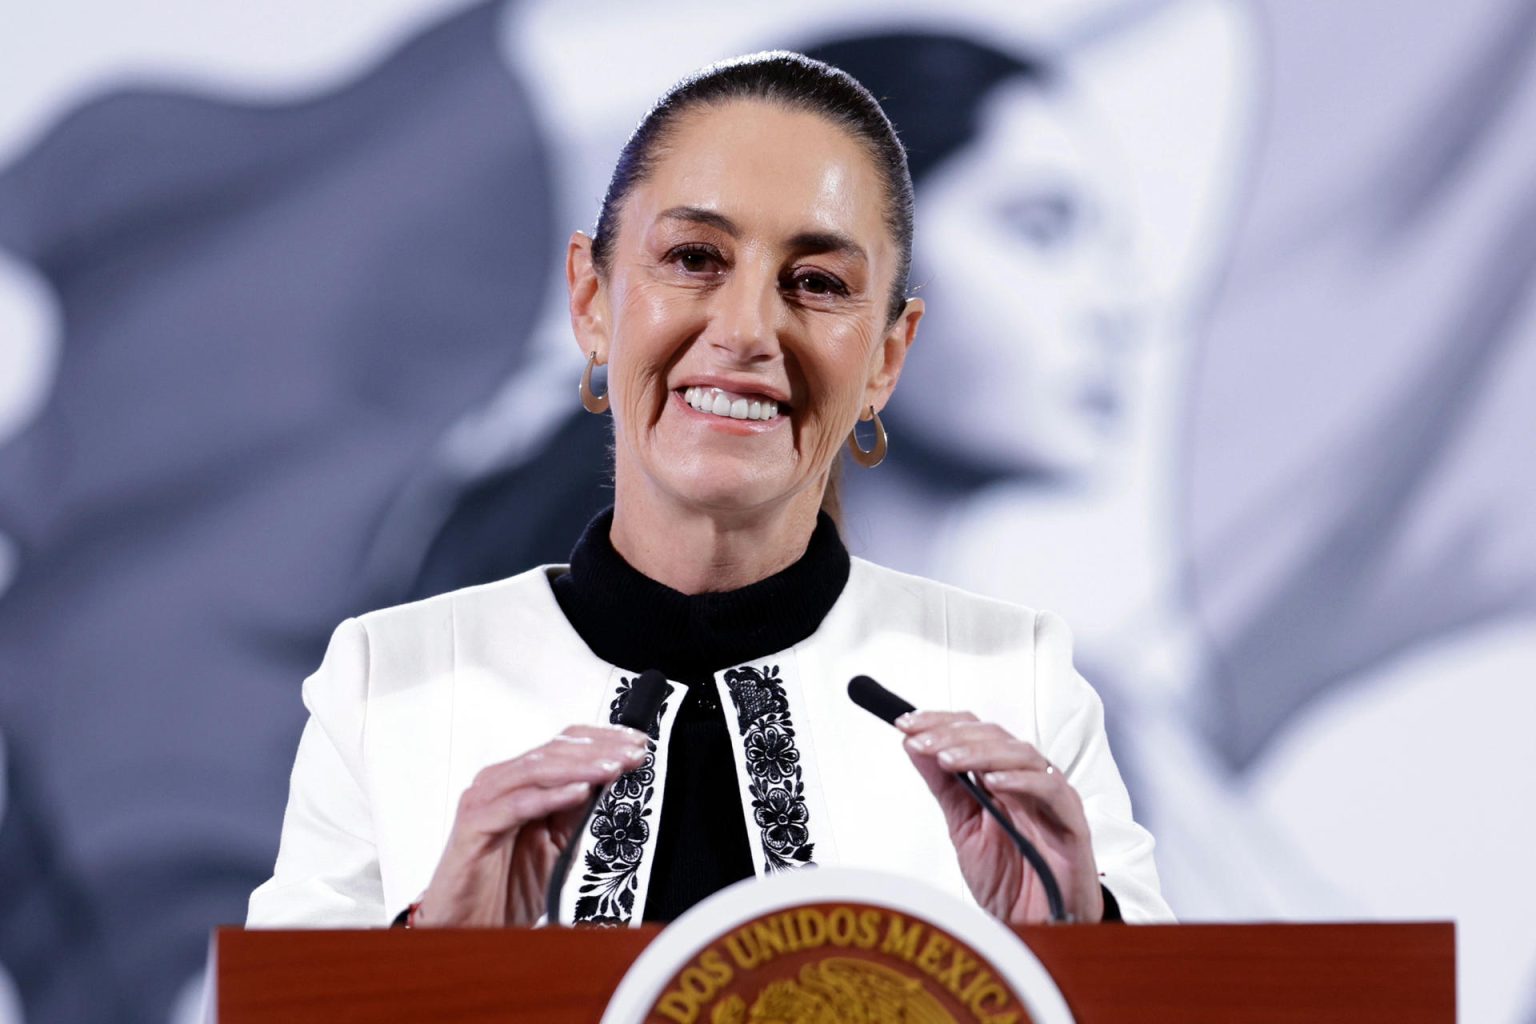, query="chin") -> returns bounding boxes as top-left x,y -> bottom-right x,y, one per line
663,469 -> 797,518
